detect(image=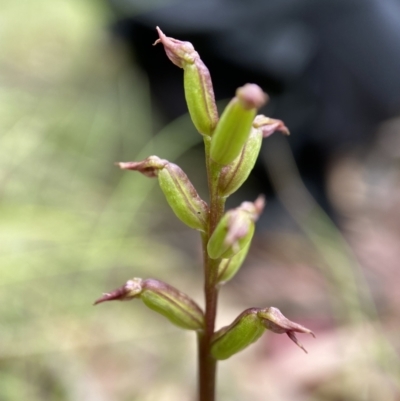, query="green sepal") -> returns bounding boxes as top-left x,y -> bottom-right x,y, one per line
183,60 -> 218,136
158,164 -> 209,232
217,238 -> 251,284
218,127 -> 263,197
211,308 -> 265,360
140,279 -> 205,330
210,84 -> 267,166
